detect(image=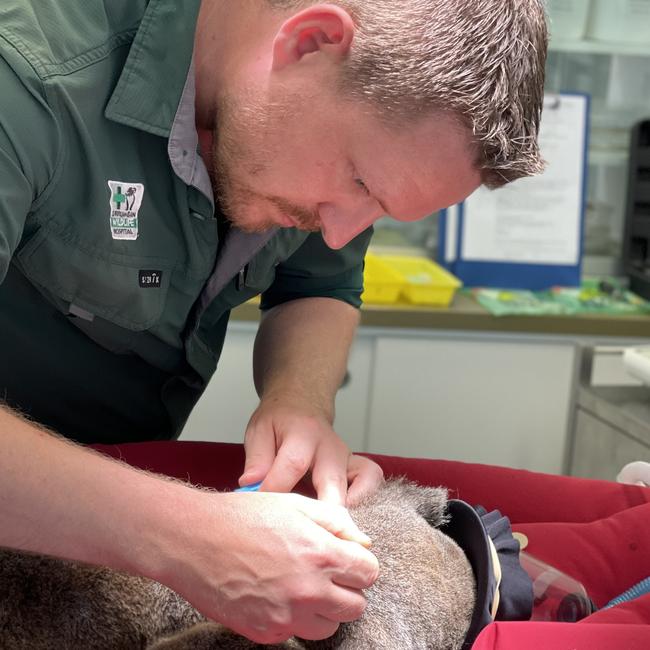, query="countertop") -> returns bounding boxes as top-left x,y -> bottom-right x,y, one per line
232,293 -> 650,338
